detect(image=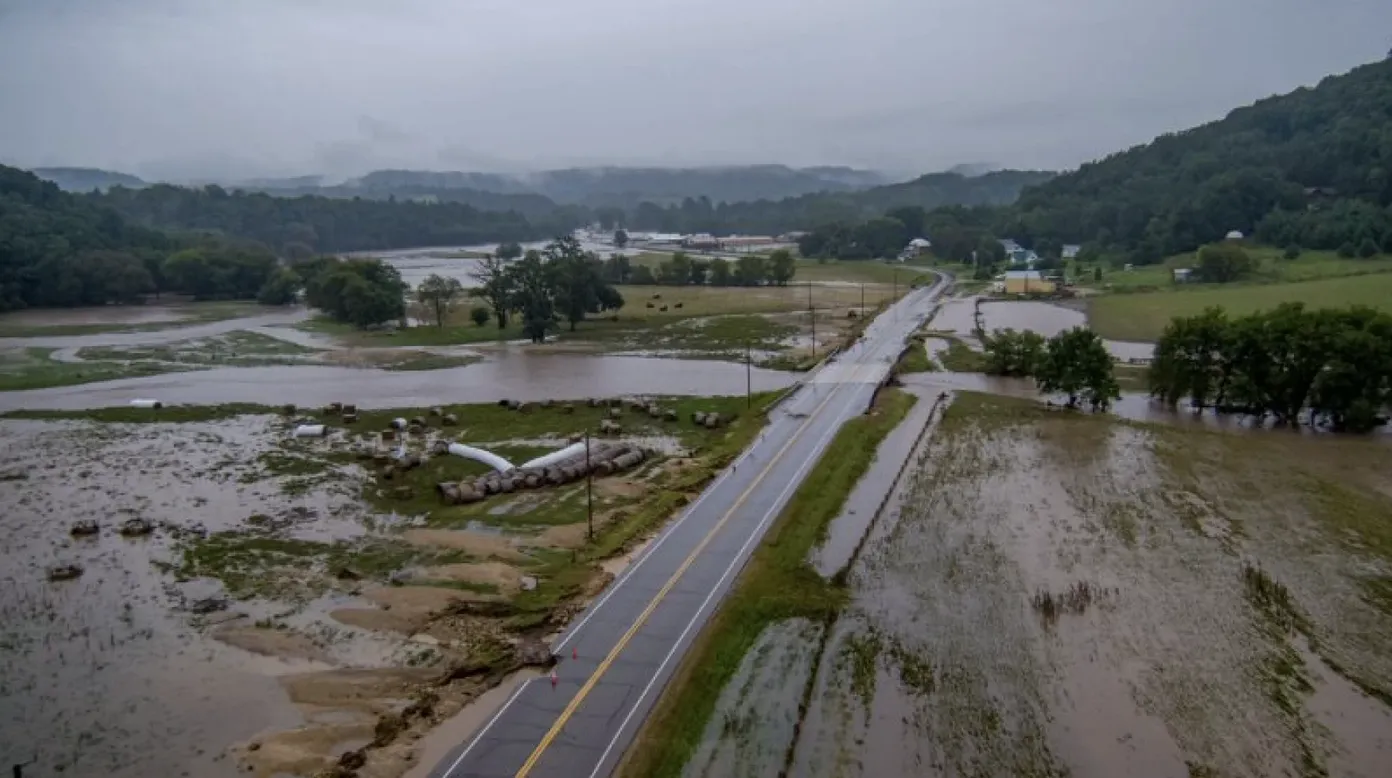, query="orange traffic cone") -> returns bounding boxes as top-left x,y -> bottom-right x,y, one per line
572,647 -> 577,660
550,669 -> 558,688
